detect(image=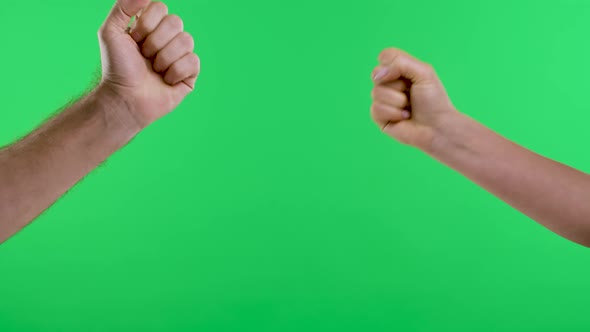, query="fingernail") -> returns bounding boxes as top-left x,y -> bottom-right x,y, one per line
401,110 -> 411,119
373,67 -> 388,81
